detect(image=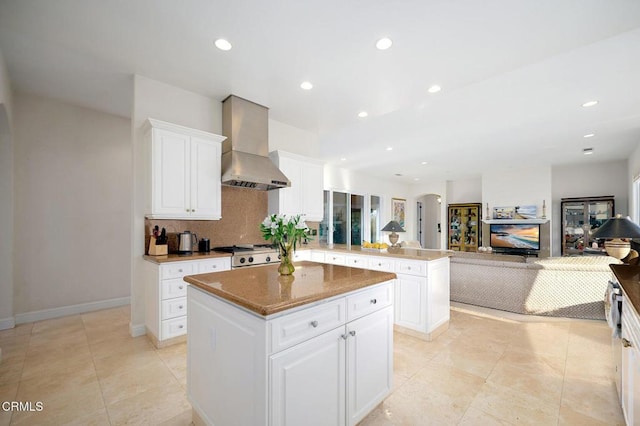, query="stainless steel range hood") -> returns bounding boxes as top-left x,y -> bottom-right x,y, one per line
221,95 -> 290,190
